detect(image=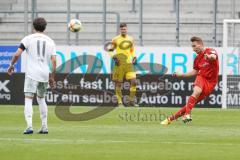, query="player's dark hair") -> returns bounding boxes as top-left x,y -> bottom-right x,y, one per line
190,36 -> 203,44
33,17 -> 47,32
120,23 -> 127,28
